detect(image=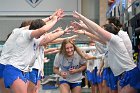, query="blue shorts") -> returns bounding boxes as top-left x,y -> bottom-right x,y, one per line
108,68 -> 118,90
86,70 -> 93,82
119,67 -> 140,89
0,63 -> 5,78
59,81 -> 81,89
3,65 -> 29,88
28,69 -> 41,85
102,68 -> 109,81
92,67 -> 103,85
137,62 -> 140,70
103,68 -> 110,87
